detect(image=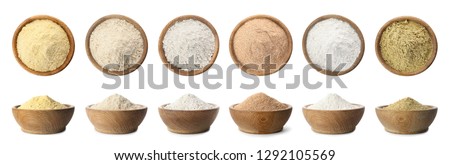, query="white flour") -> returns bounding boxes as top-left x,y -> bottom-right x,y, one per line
306,18 -> 361,72
91,94 -> 142,110
308,93 -> 360,110
163,19 -> 215,71
89,18 -> 144,72
165,94 -> 215,110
